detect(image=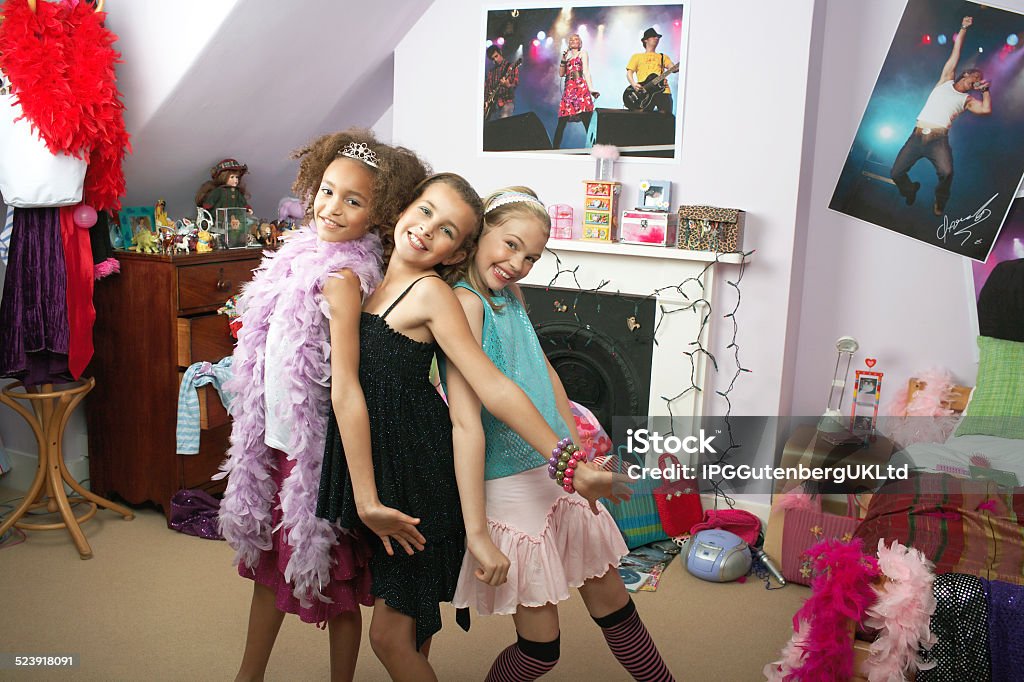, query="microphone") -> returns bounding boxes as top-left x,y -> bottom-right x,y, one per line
752,547 -> 786,586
